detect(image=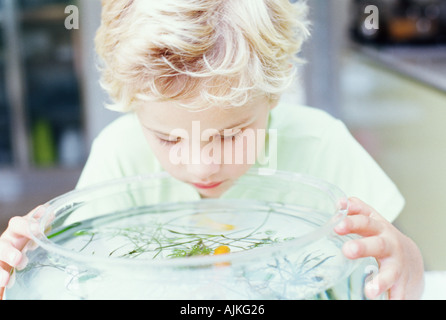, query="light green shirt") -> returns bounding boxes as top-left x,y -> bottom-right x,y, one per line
76,103 -> 405,222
